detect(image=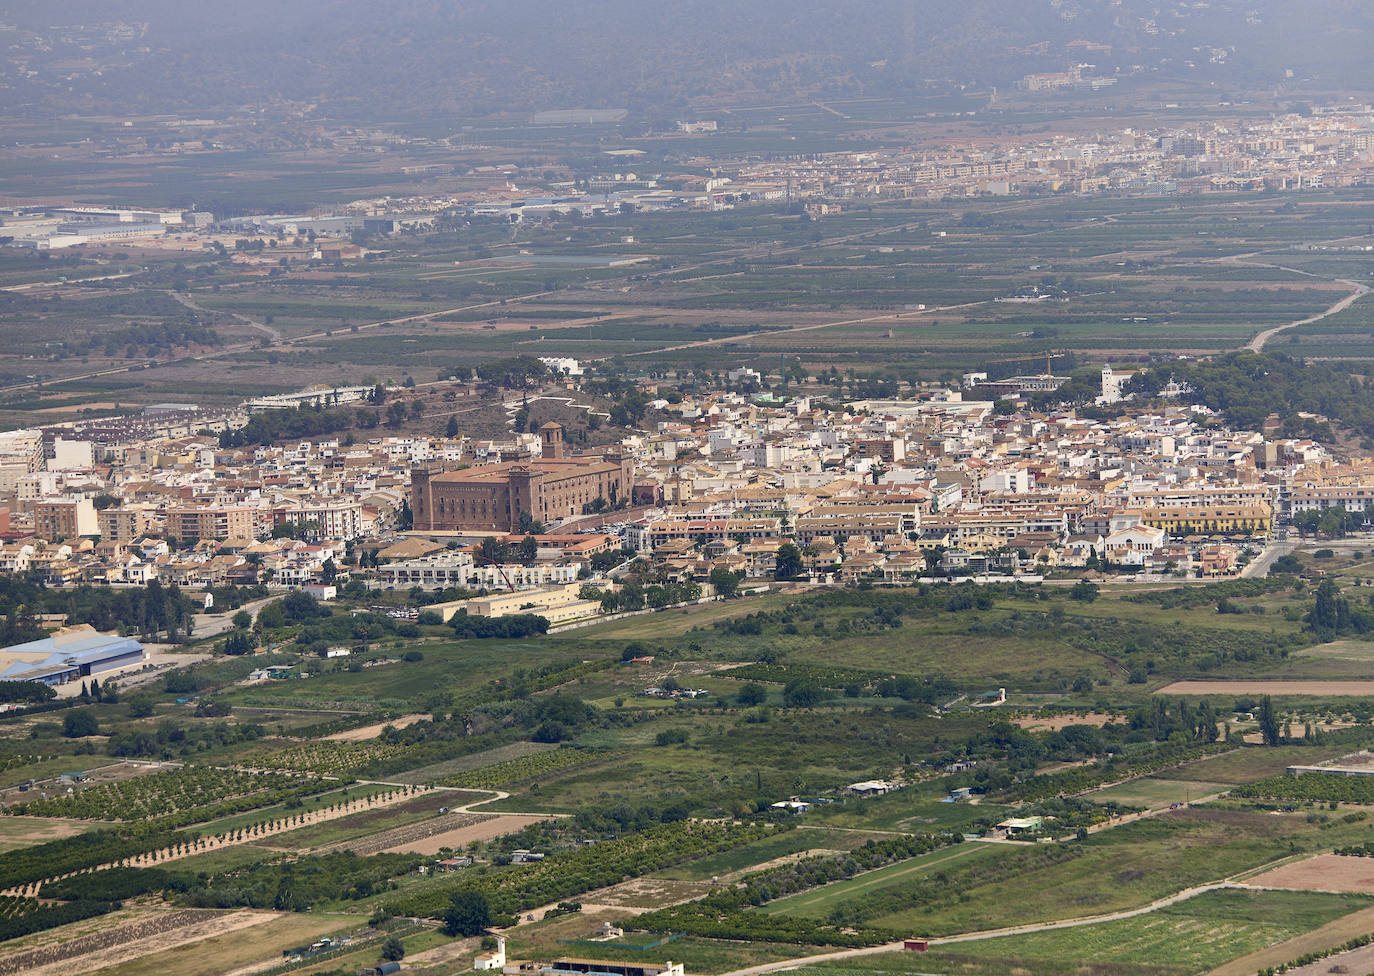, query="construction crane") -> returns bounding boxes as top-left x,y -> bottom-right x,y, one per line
985,351 -> 1067,378
471,545 -> 518,592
